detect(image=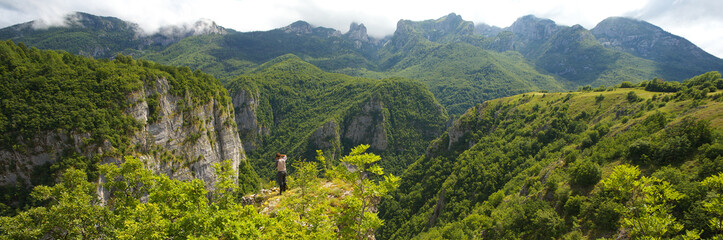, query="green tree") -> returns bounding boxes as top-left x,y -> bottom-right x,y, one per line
600,165 -> 685,239
702,173 -> 723,238
331,144 -> 400,239
0,167 -> 113,239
